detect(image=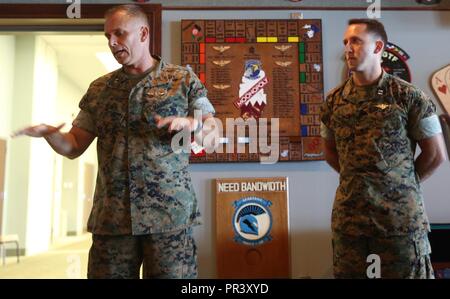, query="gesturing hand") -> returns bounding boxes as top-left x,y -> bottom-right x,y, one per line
154,115 -> 196,132
11,123 -> 65,138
